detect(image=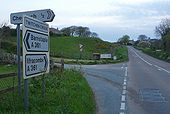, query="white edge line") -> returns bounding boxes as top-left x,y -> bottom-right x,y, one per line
132,49 -> 152,66
154,65 -> 170,73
